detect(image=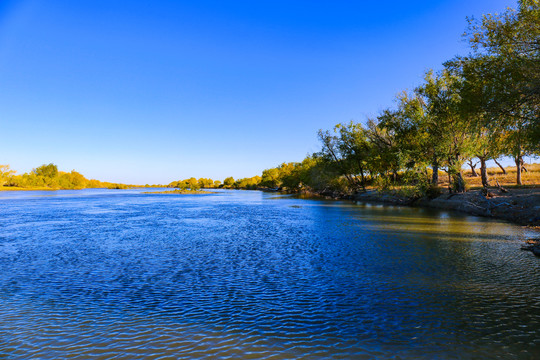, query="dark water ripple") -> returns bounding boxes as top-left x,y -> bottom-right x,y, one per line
0,189 -> 539,359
